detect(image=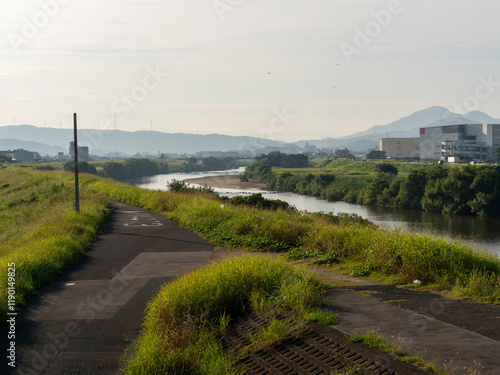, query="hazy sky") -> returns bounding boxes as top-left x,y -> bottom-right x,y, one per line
1,0 -> 500,142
